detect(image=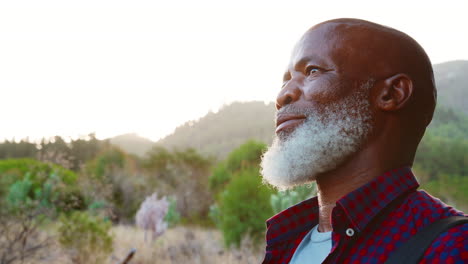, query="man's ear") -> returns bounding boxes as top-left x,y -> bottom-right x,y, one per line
375,73 -> 413,111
